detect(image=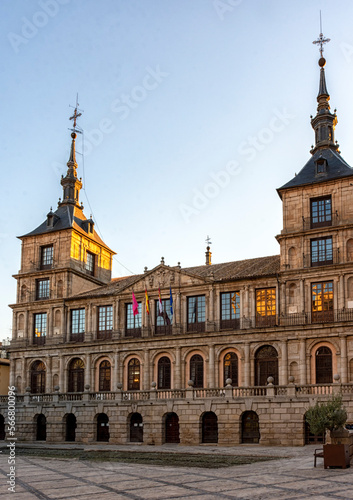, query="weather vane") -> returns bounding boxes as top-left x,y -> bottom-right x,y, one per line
312,11 -> 330,58
205,235 -> 212,246
69,93 -> 83,134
